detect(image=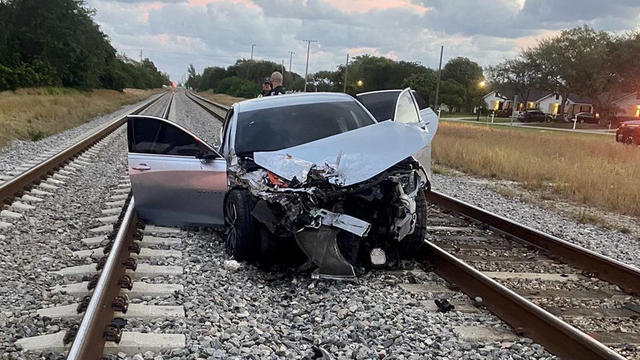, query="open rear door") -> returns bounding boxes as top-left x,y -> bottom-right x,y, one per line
127,115 -> 226,226
393,88 -> 432,176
